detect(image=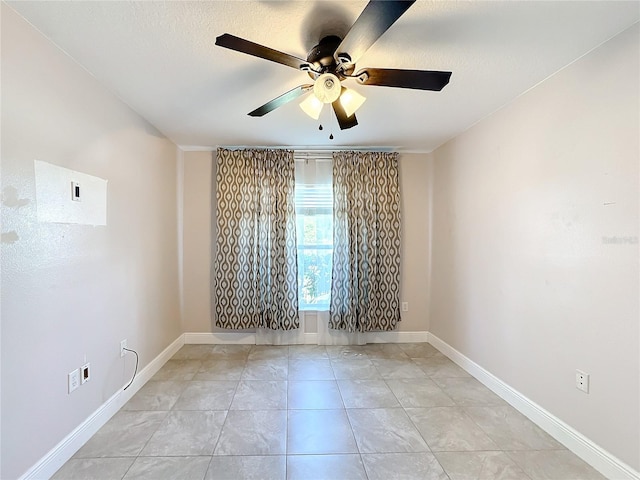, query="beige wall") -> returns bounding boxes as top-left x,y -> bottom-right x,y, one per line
182,151 -> 214,332
429,24 -> 639,470
182,151 -> 431,333
1,5 -> 182,478
398,153 -> 431,332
